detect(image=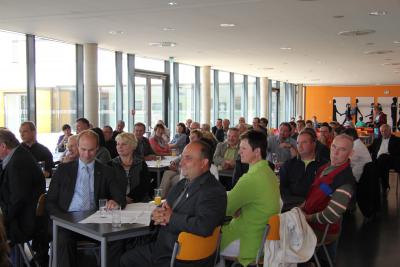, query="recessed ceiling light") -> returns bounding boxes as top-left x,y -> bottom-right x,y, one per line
369,11 -> 387,16
333,15 -> 345,19
148,41 -> 177,47
258,67 -> 274,70
163,27 -> 176,31
365,50 -> 393,55
338,29 -> 376,36
280,47 -> 292,50
109,30 -> 124,35
220,23 -> 236,28
394,41 -> 400,44
168,2 -> 177,6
